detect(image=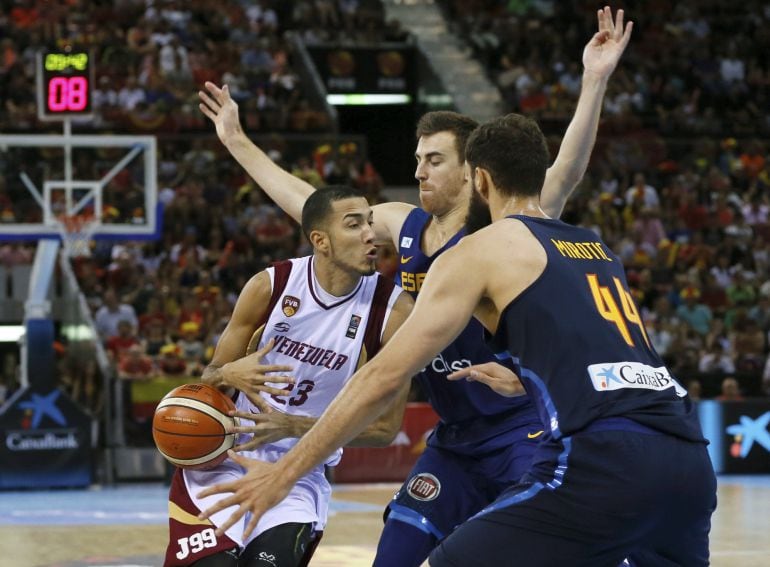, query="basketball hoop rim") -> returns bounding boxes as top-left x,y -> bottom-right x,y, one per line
56,213 -> 99,257
58,212 -> 97,231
